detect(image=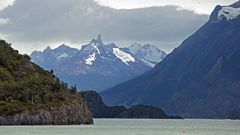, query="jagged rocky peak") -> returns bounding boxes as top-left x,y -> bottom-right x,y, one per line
89,34 -> 104,46
81,35 -> 103,56
210,1 -> 240,22
97,34 -> 103,44
43,46 -> 52,52
58,43 -> 68,48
